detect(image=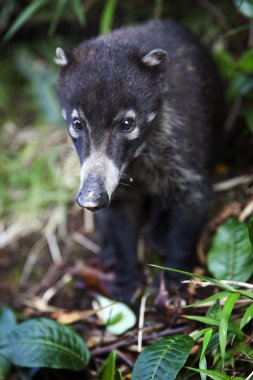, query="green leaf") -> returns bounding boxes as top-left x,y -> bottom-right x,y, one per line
183,315 -> 220,327
3,0 -> 48,42
228,73 -> 253,100
207,217 -> 253,282
192,328 -> 213,341
100,0 -> 117,35
98,351 -> 116,380
132,335 -> 194,380
0,308 -> 16,380
240,303 -> 253,329
199,329 -> 212,380
234,0 -> 253,18
188,367 -> 244,380
0,318 -> 90,371
243,107 -> 253,133
185,291 -> 231,309
48,0 -> 68,36
237,48 -> 253,73
207,301 -> 222,320
71,0 -> 86,26
219,293 -> 240,367
248,216 -> 253,246
94,296 -> 136,335
115,369 -> 123,380
213,51 -> 235,79
0,308 -> 16,339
